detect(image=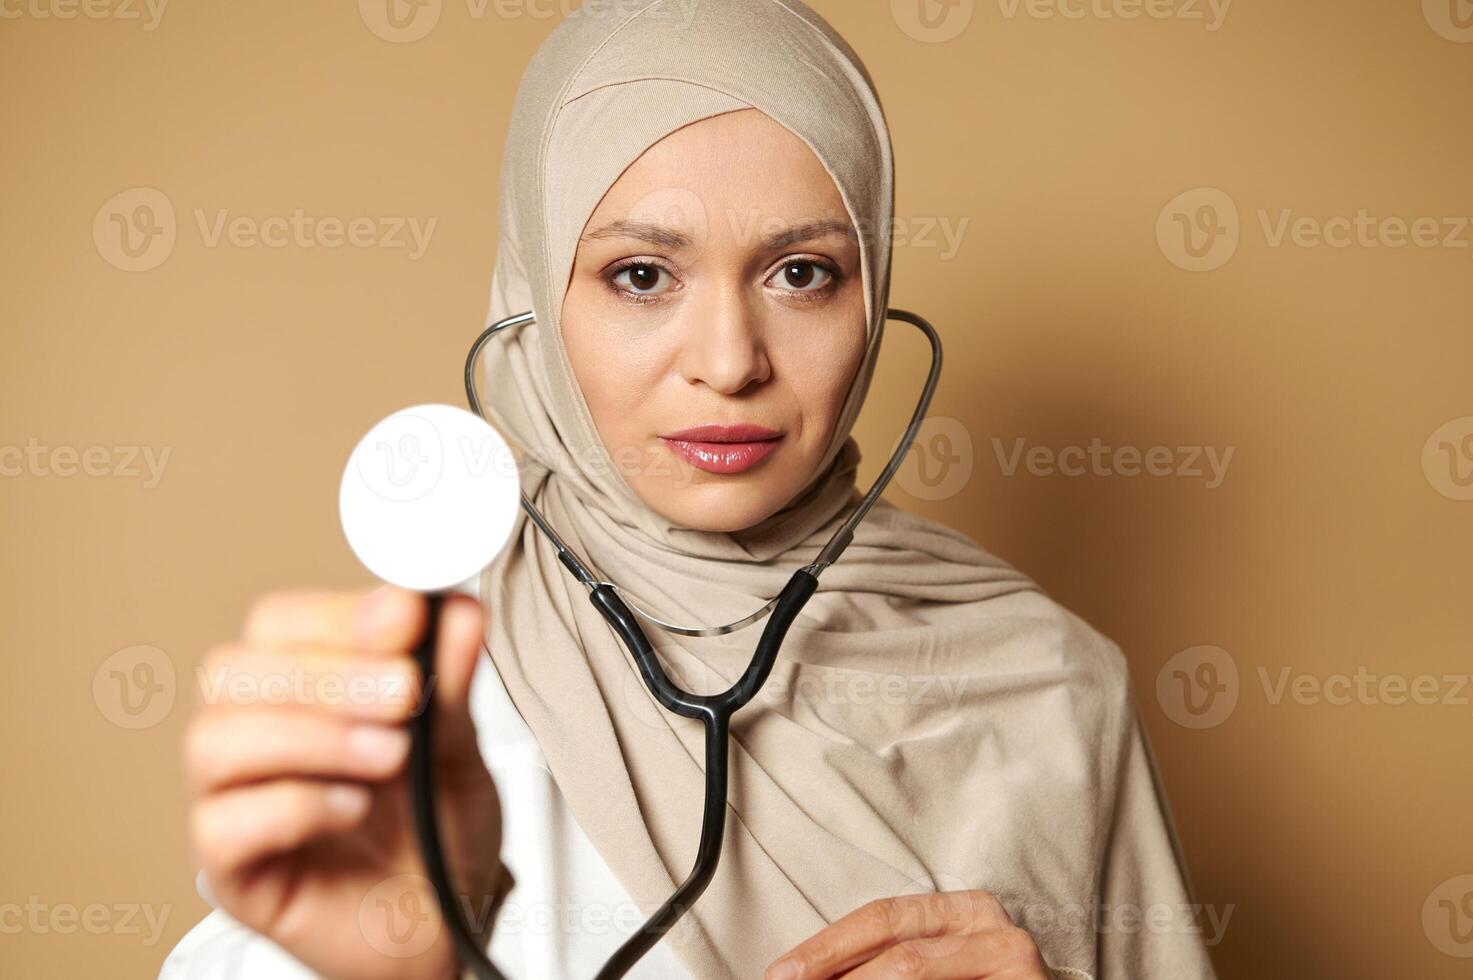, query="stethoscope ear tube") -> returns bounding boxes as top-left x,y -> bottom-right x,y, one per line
412,303 -> 941,977
464,307 -> 942,631
730,569 -> 818,708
